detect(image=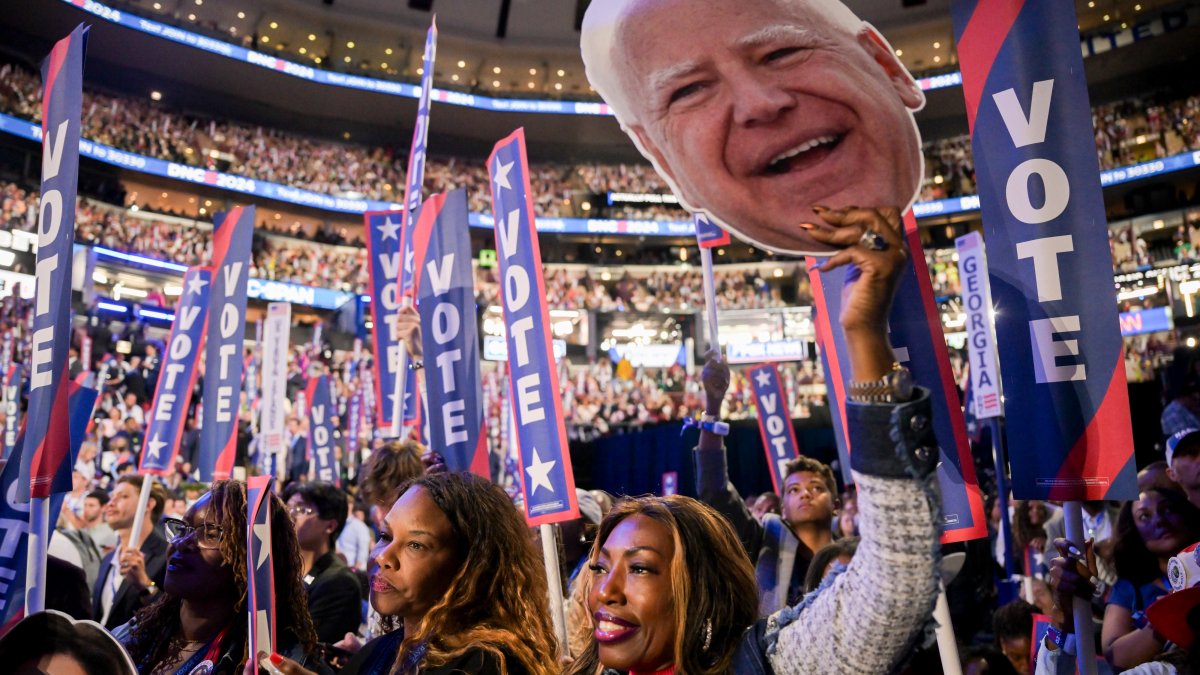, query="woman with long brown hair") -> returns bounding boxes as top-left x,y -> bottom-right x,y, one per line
114,479 -> 321,674
269,471 -> 559,675
568,496 -> 760,675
